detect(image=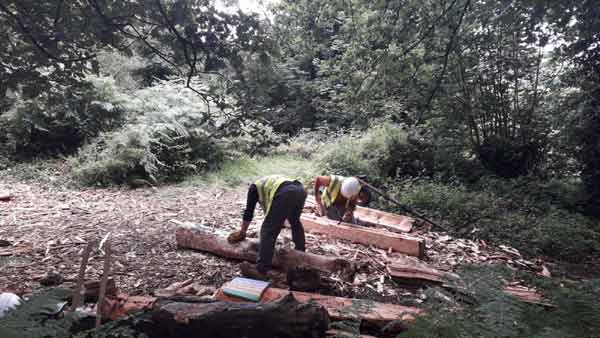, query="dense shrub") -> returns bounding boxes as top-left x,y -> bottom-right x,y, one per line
578,108 -> 600,217
0,76 -> 125,159
317,123 -> 434,184
69,80 -> 225,186
388,178 -> 600,261
274,128 -> 338,159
